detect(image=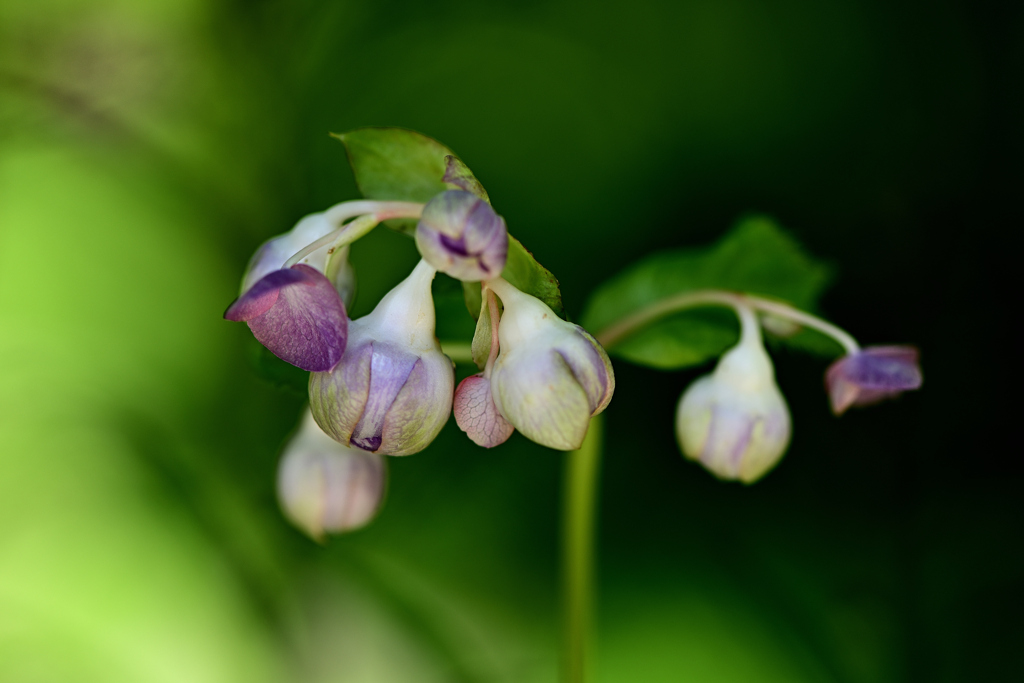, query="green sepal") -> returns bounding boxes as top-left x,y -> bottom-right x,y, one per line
581,215 -> 834,370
